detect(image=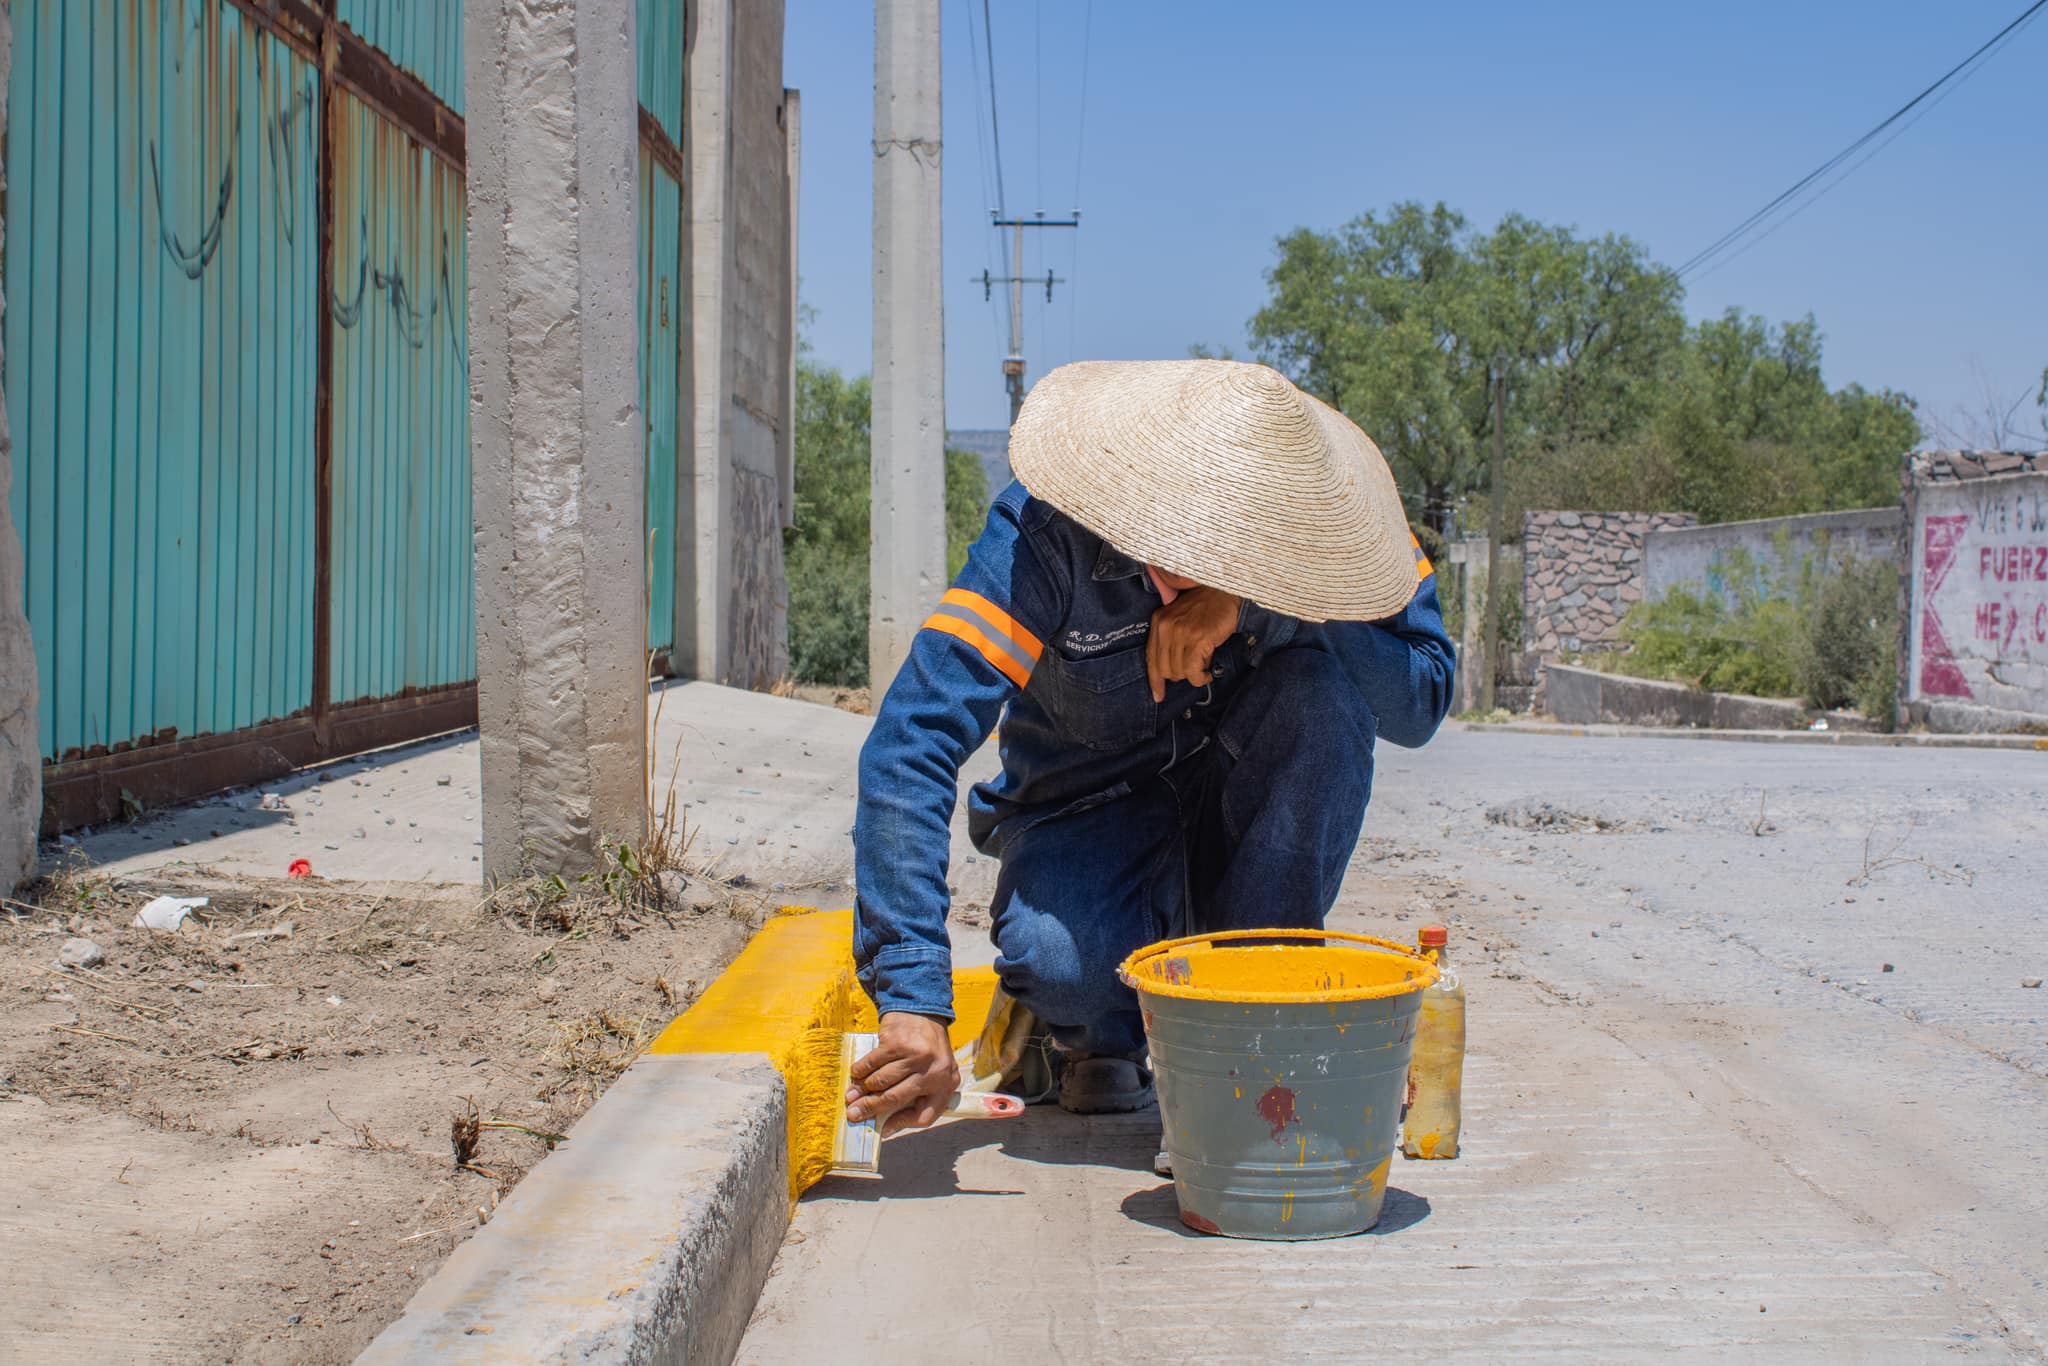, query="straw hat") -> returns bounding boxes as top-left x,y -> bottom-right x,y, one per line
1008,359 -> 1418,622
